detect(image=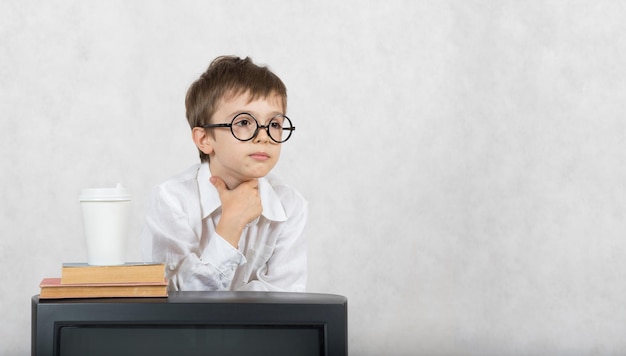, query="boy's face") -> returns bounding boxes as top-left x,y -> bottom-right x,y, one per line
196,92 -> 285,187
